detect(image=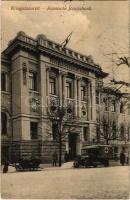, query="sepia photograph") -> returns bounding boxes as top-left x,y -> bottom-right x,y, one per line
1,0 -> 130,199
